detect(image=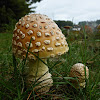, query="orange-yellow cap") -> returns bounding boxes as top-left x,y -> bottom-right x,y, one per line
12,14 -> 69,60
